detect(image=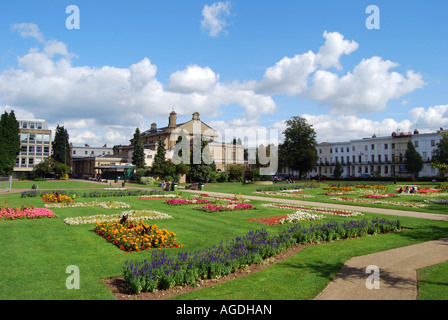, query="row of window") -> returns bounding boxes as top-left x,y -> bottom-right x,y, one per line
73,150 -> 111,155
21,133 -> 51,144
15,157 -> 44,168
320,150 -> 434,165
19,121 -> 46,130
21,145 -> 50,155
320,140 -> 438,154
